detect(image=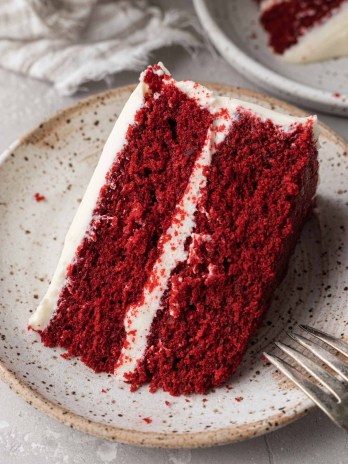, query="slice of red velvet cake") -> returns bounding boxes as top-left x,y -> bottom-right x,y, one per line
29,63 -> 319,395
258,0 -> 348,63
